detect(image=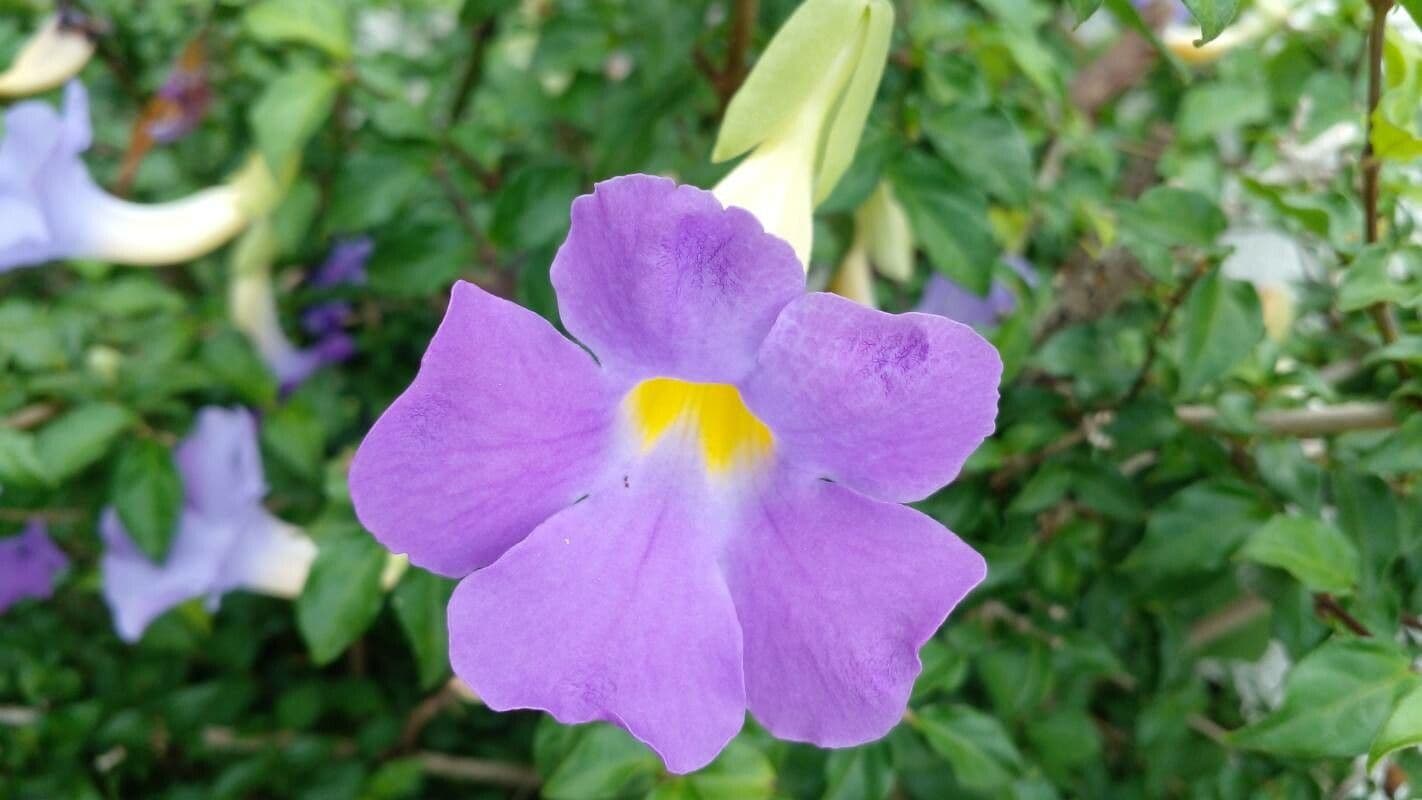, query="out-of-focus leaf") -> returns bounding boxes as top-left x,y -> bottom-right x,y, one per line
822,743 -> 895,800
538,723 -> 661,800
296,526 -> 387,665
1181,0 -> 1241,45
922,107 -> 1033,205
1124,480 -> 1269,577
1370,681 -> 1422,767
1338,246 -> 1422,312
1238,515 -> 1360,595
249,68 -> 340,171
1121,187 -> 1227,249
35,403 -> 131,483
1231,638 -> 1414,758
1176,271 -> 1264,396
110,439 -> 183,562
244,0 -> 351,60
390,569 -> 455,690
0,429 -> 50,489
1177,83 -> 1269,142
649,740 -> 775,800
890,151 -> 998,293
914,704 -> 1024,791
